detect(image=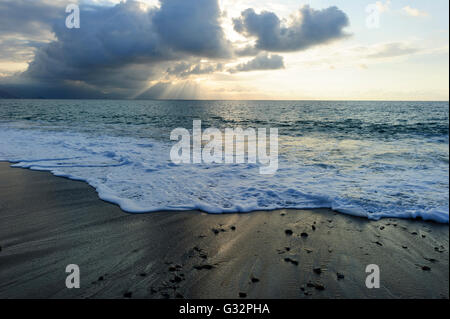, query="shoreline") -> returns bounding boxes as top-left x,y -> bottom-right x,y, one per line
0,162 -> 448,298
3,161 -> 447,224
